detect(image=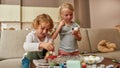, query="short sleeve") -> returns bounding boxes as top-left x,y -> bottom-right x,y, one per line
75,23 -> 80,28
